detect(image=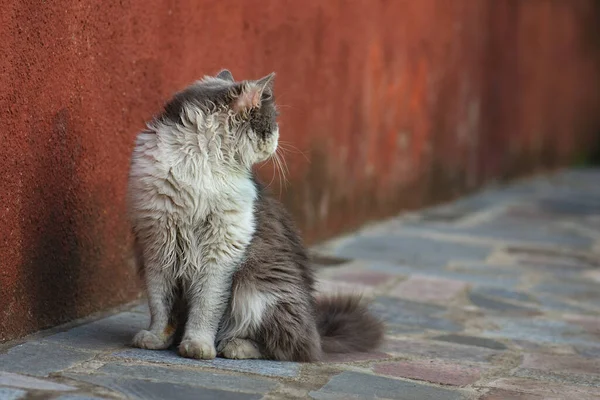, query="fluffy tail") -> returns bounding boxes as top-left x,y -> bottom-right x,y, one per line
316,294 -> 385,353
